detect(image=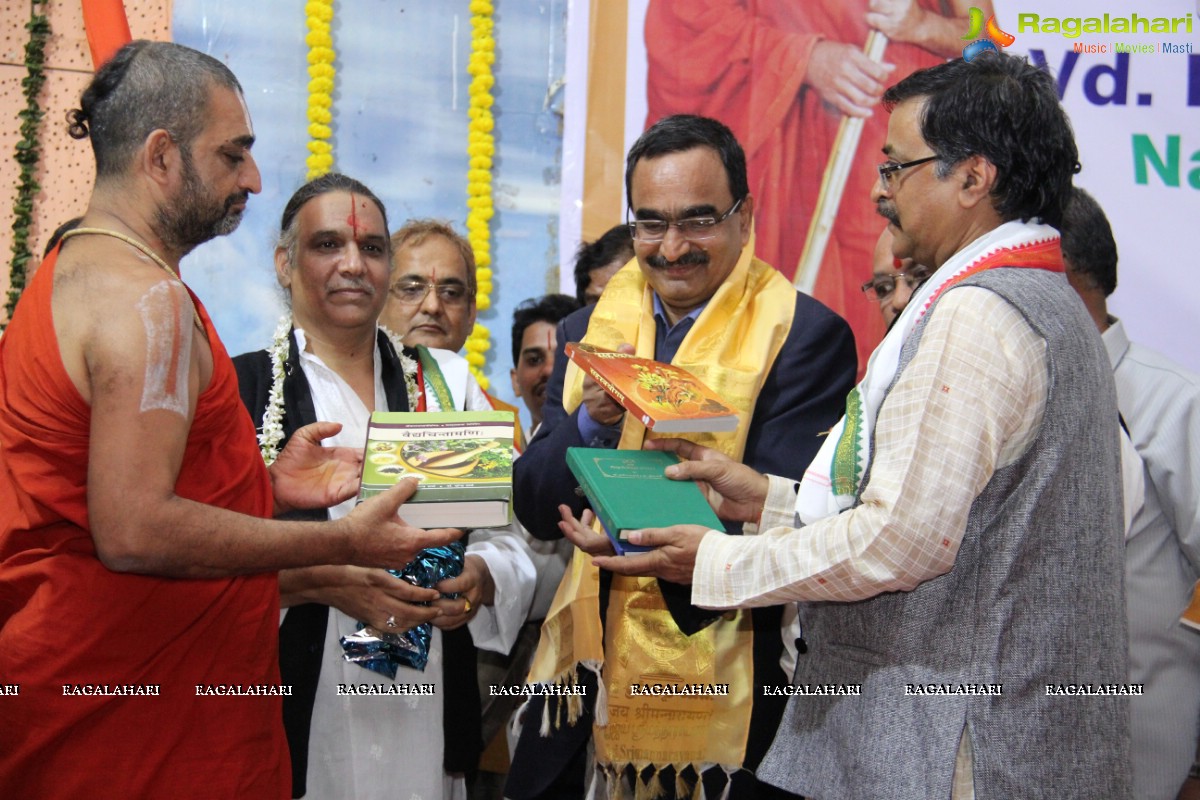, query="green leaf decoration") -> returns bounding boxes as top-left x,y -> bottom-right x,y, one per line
6,1 -> 50,329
